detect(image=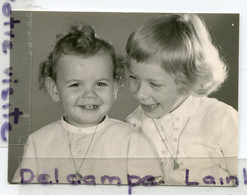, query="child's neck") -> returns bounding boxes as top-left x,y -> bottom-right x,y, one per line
169,95 -> 189,113
64,115 -> 106,128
